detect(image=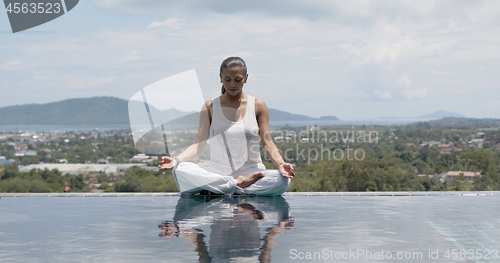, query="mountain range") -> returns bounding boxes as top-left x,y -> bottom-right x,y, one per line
0,97 -> 339,125
380,110 -> 464,119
